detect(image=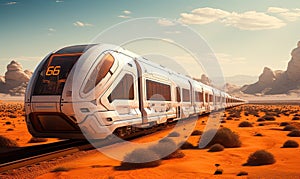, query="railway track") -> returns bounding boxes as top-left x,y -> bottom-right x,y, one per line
0,116 -> 200,173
